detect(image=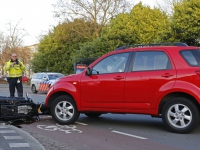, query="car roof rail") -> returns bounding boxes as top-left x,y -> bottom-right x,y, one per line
115,42 -> 188,51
